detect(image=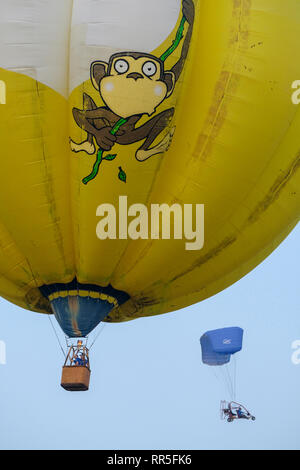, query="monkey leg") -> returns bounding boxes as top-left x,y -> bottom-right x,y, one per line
70,139 -> 95,155
117,108 -> 175,162
70,93 -> 97,155
136,126 -> 176,162
136,108 -> 175,162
